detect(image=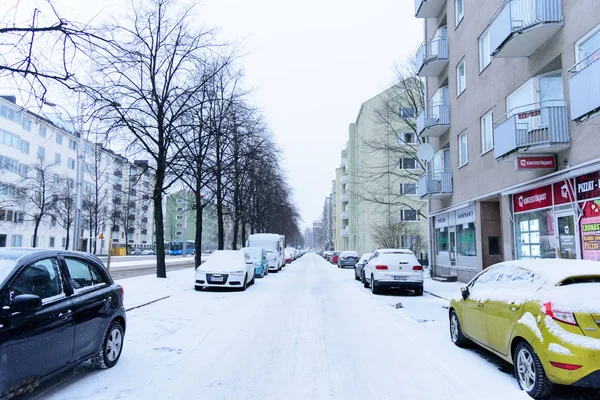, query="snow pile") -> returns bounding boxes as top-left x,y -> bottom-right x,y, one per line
548,343 -> 572,355
199,250 -> 246,272
518,312 -> 543,342
116,268 -> 194,310
544,316 -> 600,350
541,282 -> 600,314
